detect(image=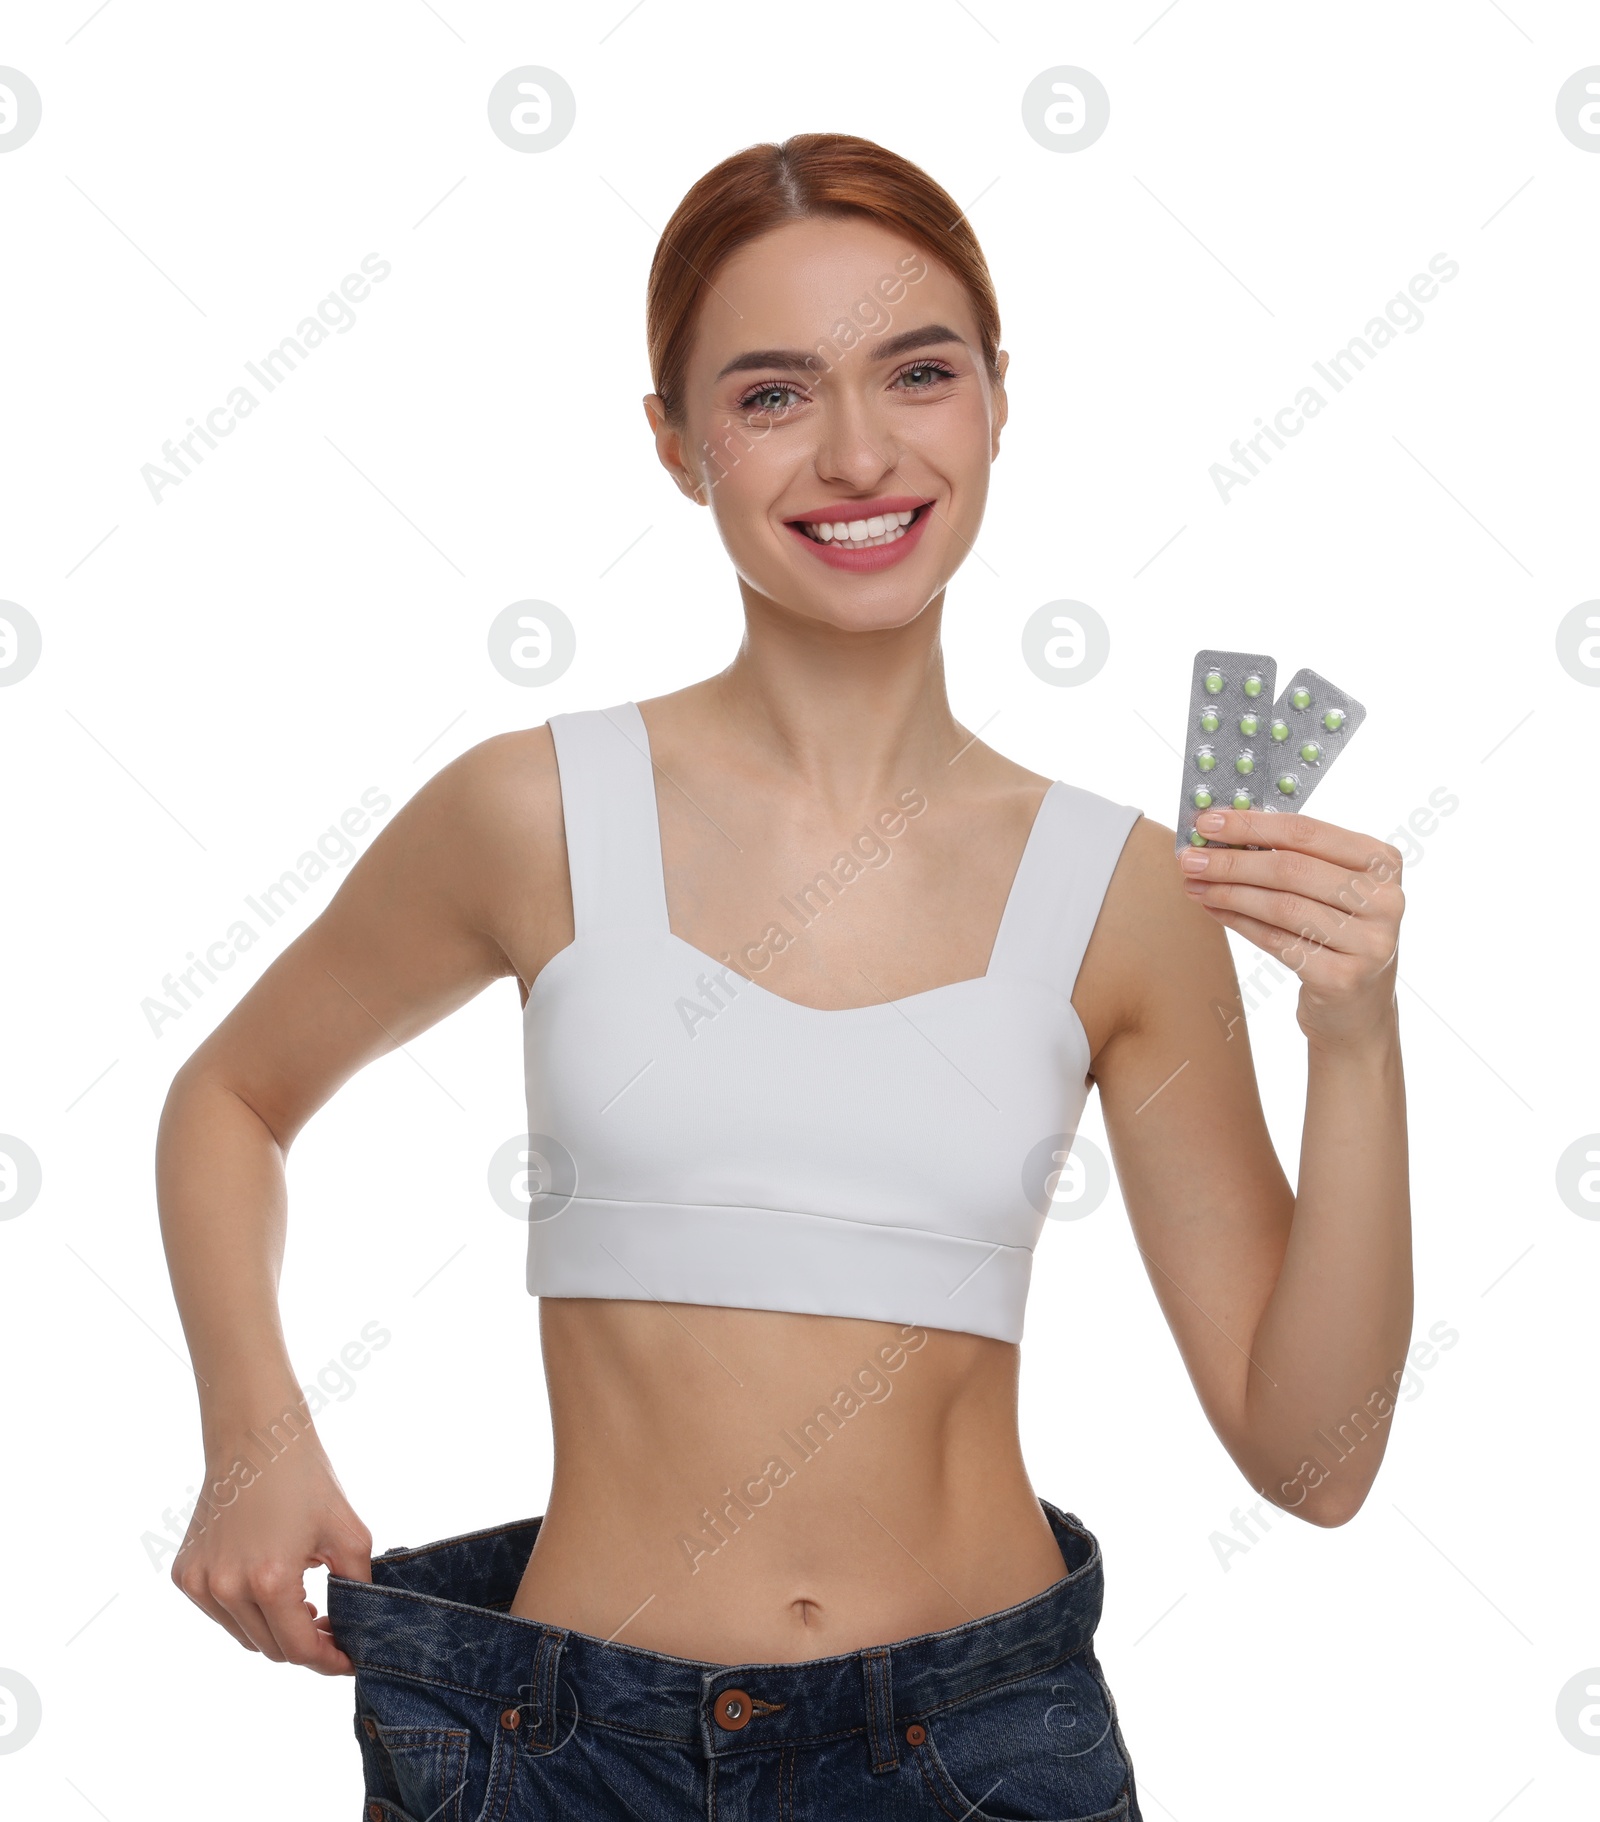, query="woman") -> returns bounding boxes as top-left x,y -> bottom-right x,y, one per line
157,133 -> 1411,1820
